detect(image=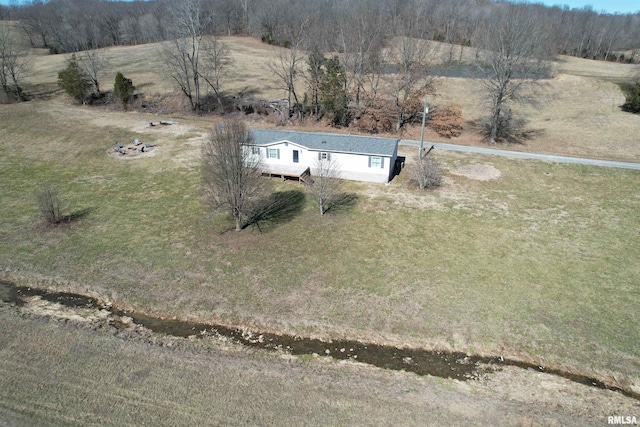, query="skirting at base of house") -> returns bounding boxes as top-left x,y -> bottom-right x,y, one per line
313,169 -> 390,184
